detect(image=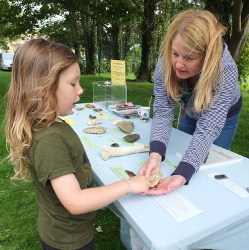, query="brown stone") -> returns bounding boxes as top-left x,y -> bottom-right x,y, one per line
117,121 -> 134,134
85,104 -> 96,108
125,170 -> 136,177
